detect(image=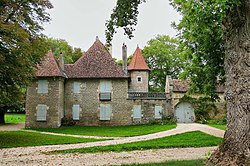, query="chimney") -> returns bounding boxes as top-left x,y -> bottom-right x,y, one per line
59,52 -> 64,71
122,43 -> 128,74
